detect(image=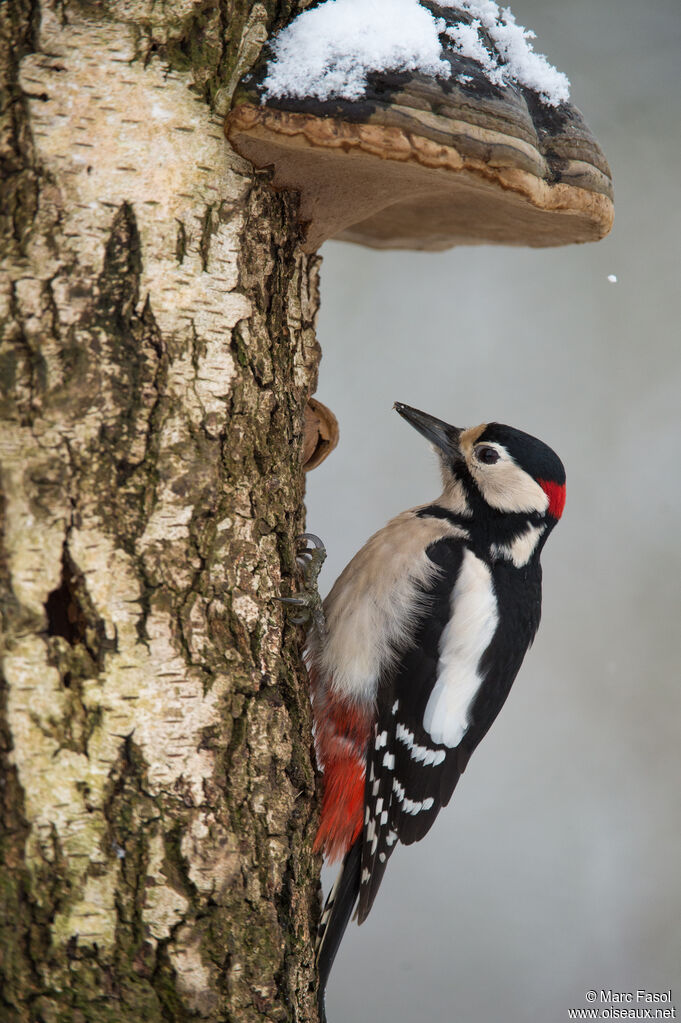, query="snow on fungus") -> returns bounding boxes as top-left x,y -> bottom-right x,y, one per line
446,20 -> 505,87
262,0 -> 570,108
262,0 -> 450,102
226,0 -> 614,252
441,0 -> 571,106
